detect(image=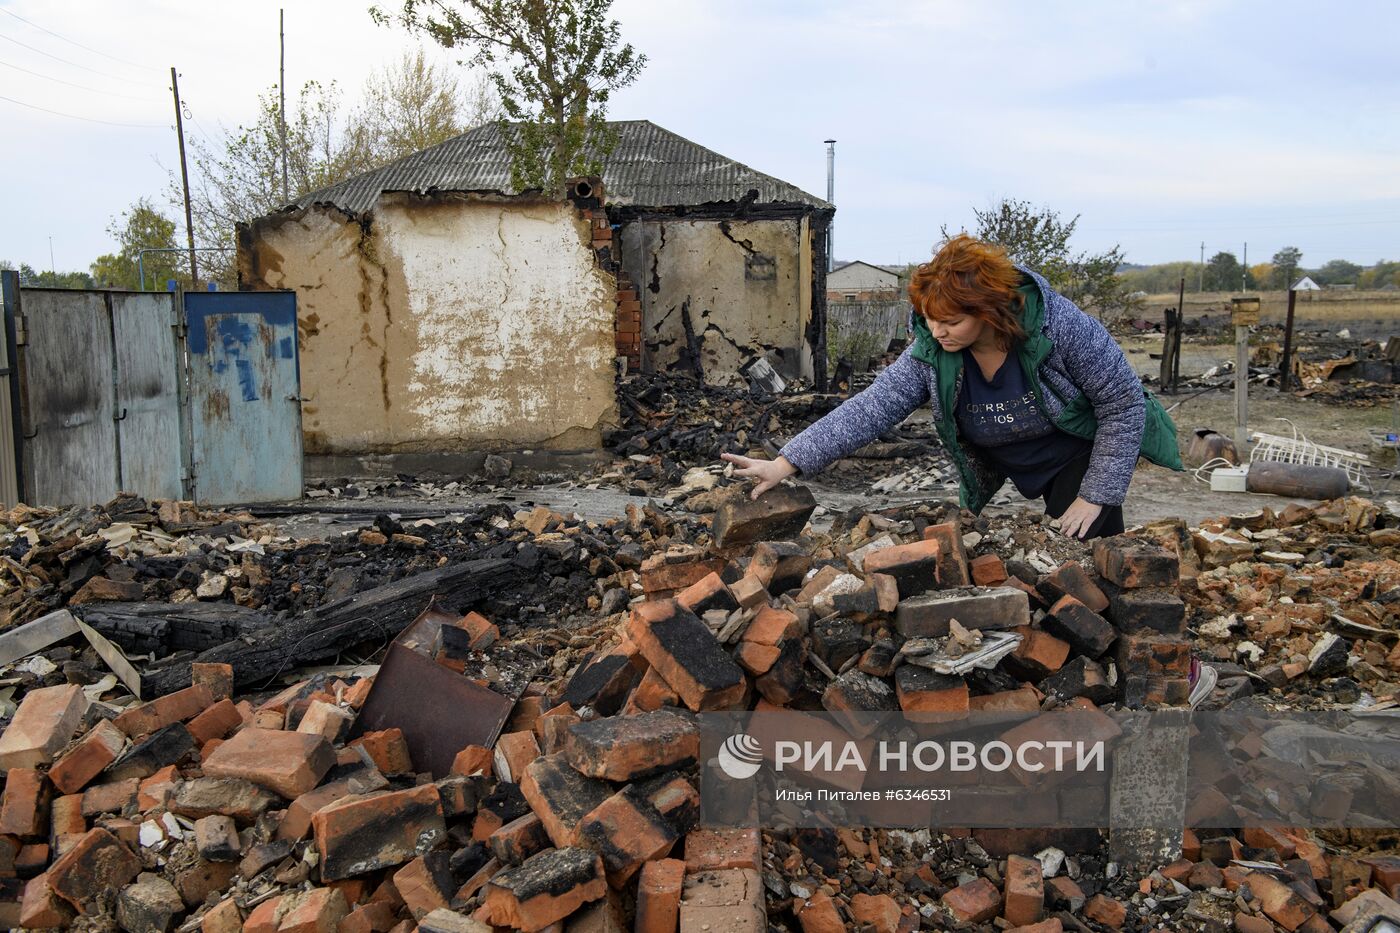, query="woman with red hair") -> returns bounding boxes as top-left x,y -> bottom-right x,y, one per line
723,235 -> 1181,539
